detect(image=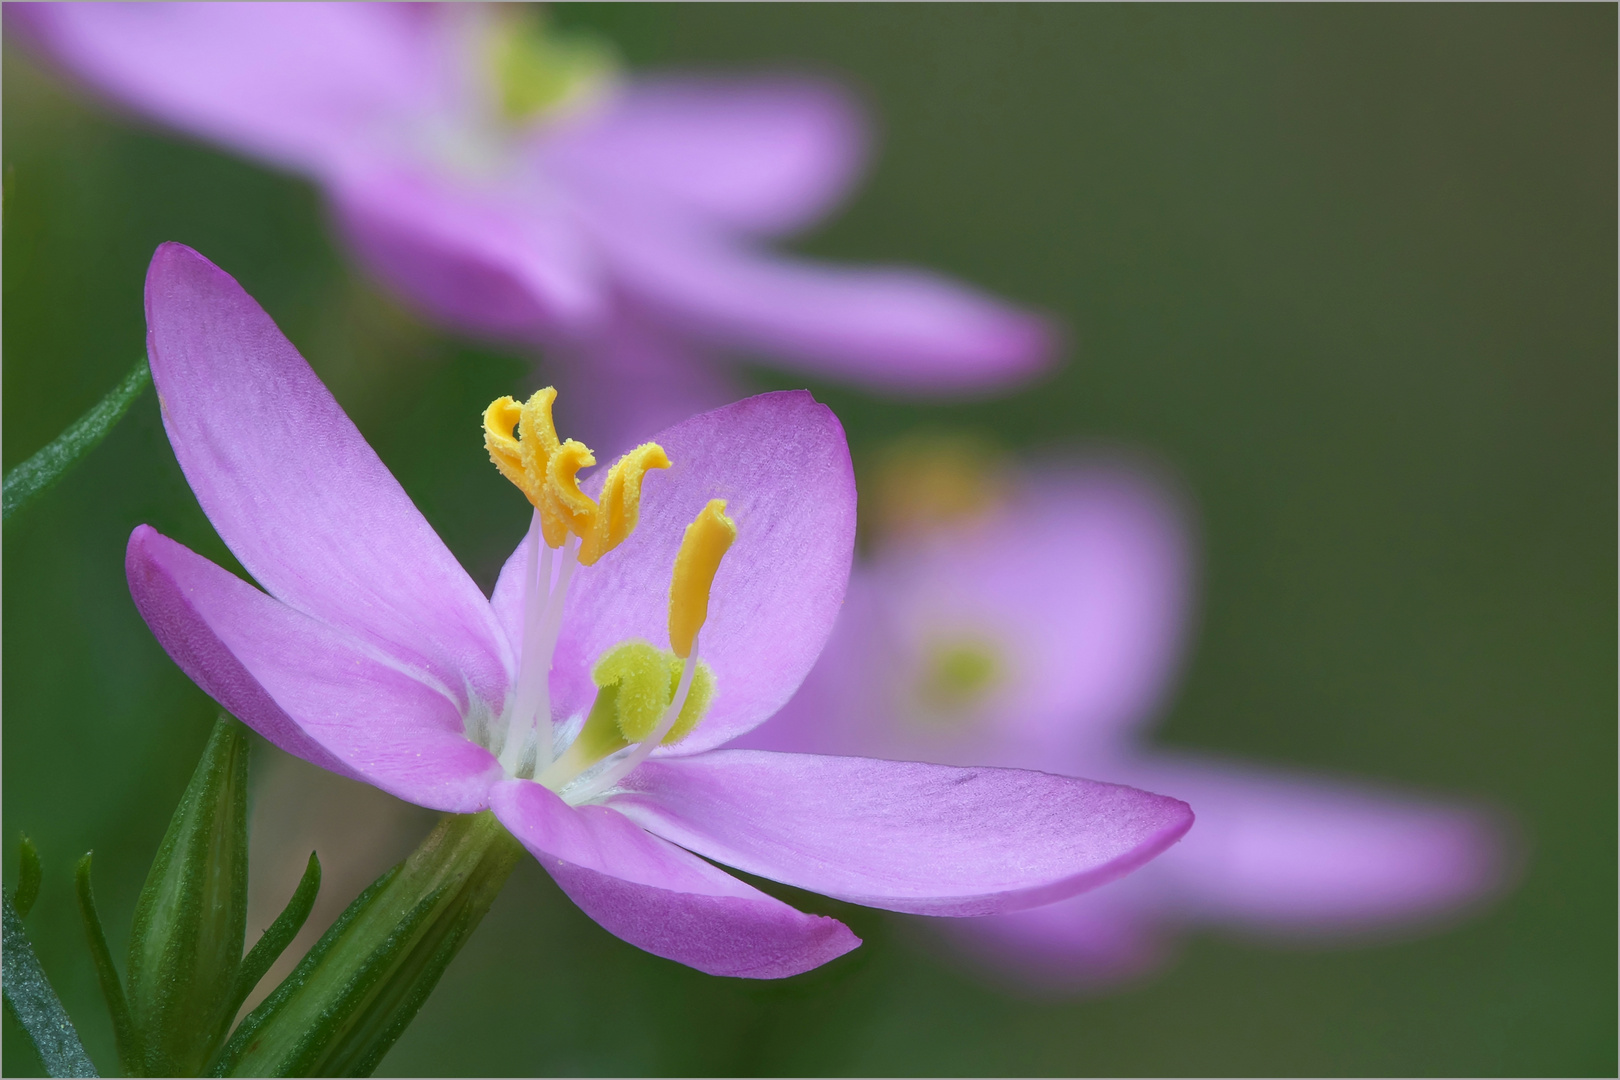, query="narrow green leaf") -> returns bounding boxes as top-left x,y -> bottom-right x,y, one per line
2,356 -> 150,522
211,811 -> 523,1078
2,896 -> 99,1078
125,716 -> 252,1077
73,854 -> 141,1076
14,834 -> 42,917
228,851 -> 321,1018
